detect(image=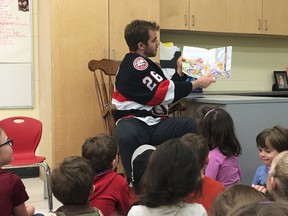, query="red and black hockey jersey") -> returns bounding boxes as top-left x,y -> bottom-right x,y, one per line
112,52 -> 193,125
